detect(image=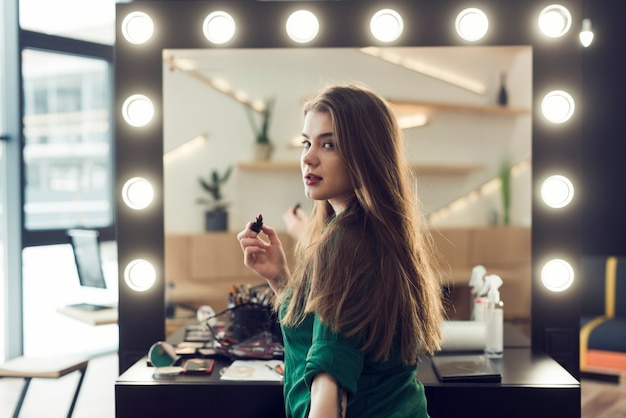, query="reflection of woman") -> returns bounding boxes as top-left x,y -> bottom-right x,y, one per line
282,204 -> 308,241
238,84 -> 444,417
